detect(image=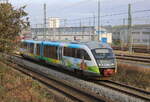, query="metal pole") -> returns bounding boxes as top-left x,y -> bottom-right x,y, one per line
128,4 -> 132,53
121,18 -> 126,50
89,17 -> 91,26
35,24 -> 38,40
53,19 -> 56,41
43,3 -> 46,41
148,34 -> 150,52
80,20 -> 84,40
92,14 -> 96,41
98,0 -> 100,41
64,19 -> 67,27
89,17 -> 91,41
93,14 -> 96,27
